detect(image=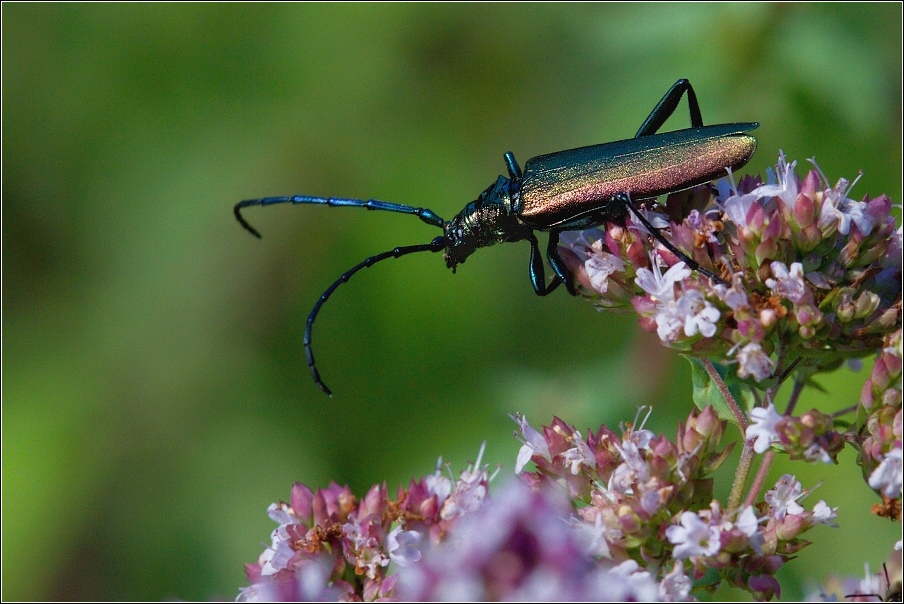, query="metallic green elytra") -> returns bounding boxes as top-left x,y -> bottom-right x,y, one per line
234,79 -> 758,395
